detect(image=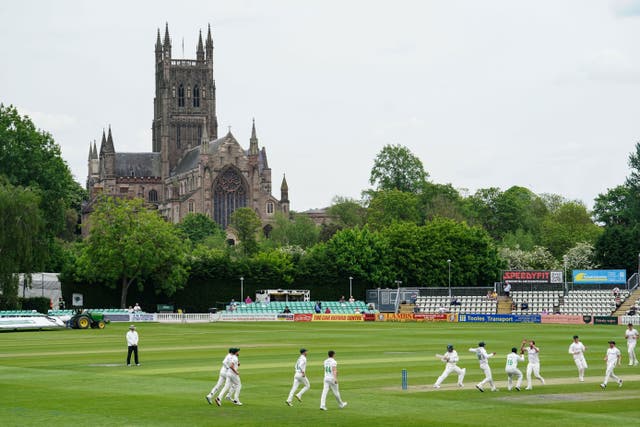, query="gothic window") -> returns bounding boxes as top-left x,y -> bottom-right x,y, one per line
176,125 -> 181,148
149,189 -> 158,202
188,200 -> 194,213
178,84 -> 185,107
193,85 -> 200,107
266,202 -> 274,214
213,168 -> 247,229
